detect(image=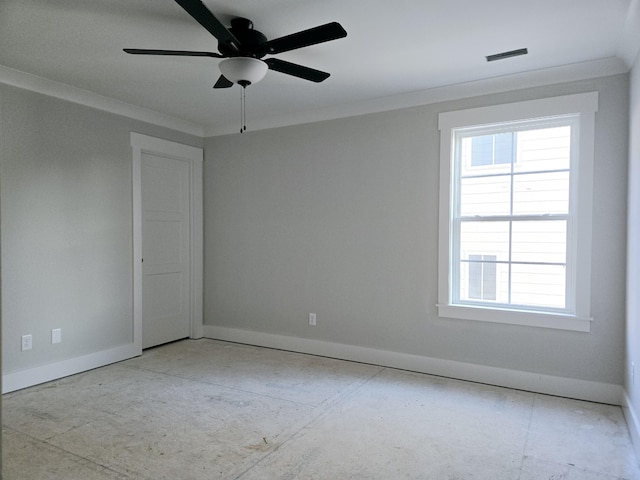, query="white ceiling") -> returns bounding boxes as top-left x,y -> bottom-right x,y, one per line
1,0 -> 638,136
